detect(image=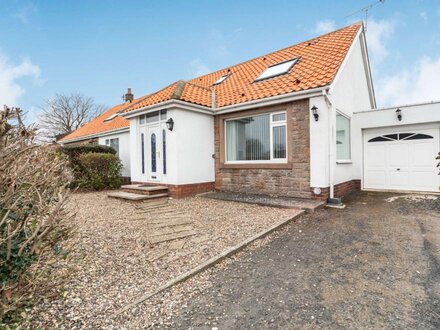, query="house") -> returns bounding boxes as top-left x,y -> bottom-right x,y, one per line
61,22 -> 440,199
